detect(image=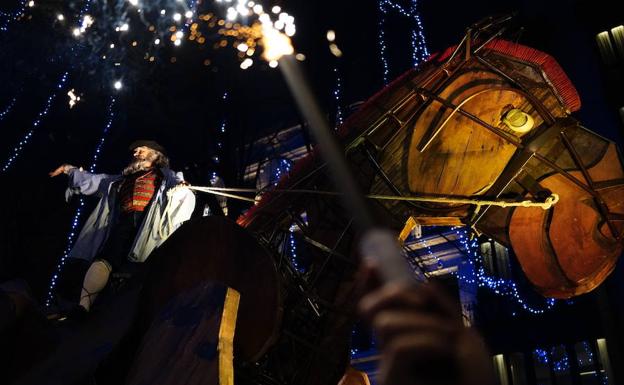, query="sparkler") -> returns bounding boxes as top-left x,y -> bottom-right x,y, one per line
261,22 -> 414,285
67,89 -> 81,108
